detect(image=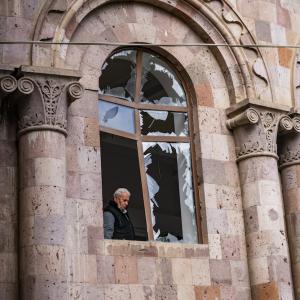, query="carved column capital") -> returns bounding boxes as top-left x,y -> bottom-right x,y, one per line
67,82 -> 84,104
226,108 -> 260,129
0,75 -> 18,96
16,72 -> 84,137
227,101 -> 291,162
278,113 -> 300,169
